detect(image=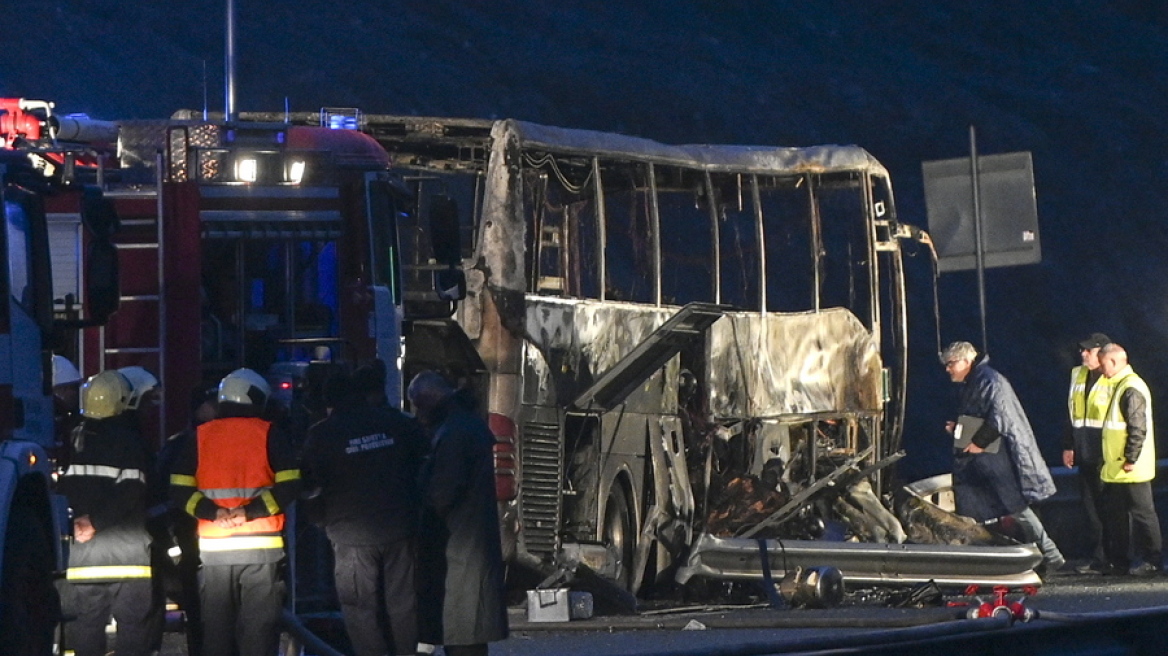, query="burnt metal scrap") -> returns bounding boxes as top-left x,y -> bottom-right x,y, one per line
670,440 -> 1042,590
675,534 -> 1043,589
